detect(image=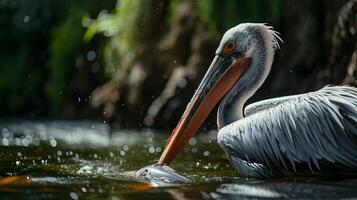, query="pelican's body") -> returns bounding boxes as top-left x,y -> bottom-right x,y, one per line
155,23 -> 357,178
218,86 -> 357,177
